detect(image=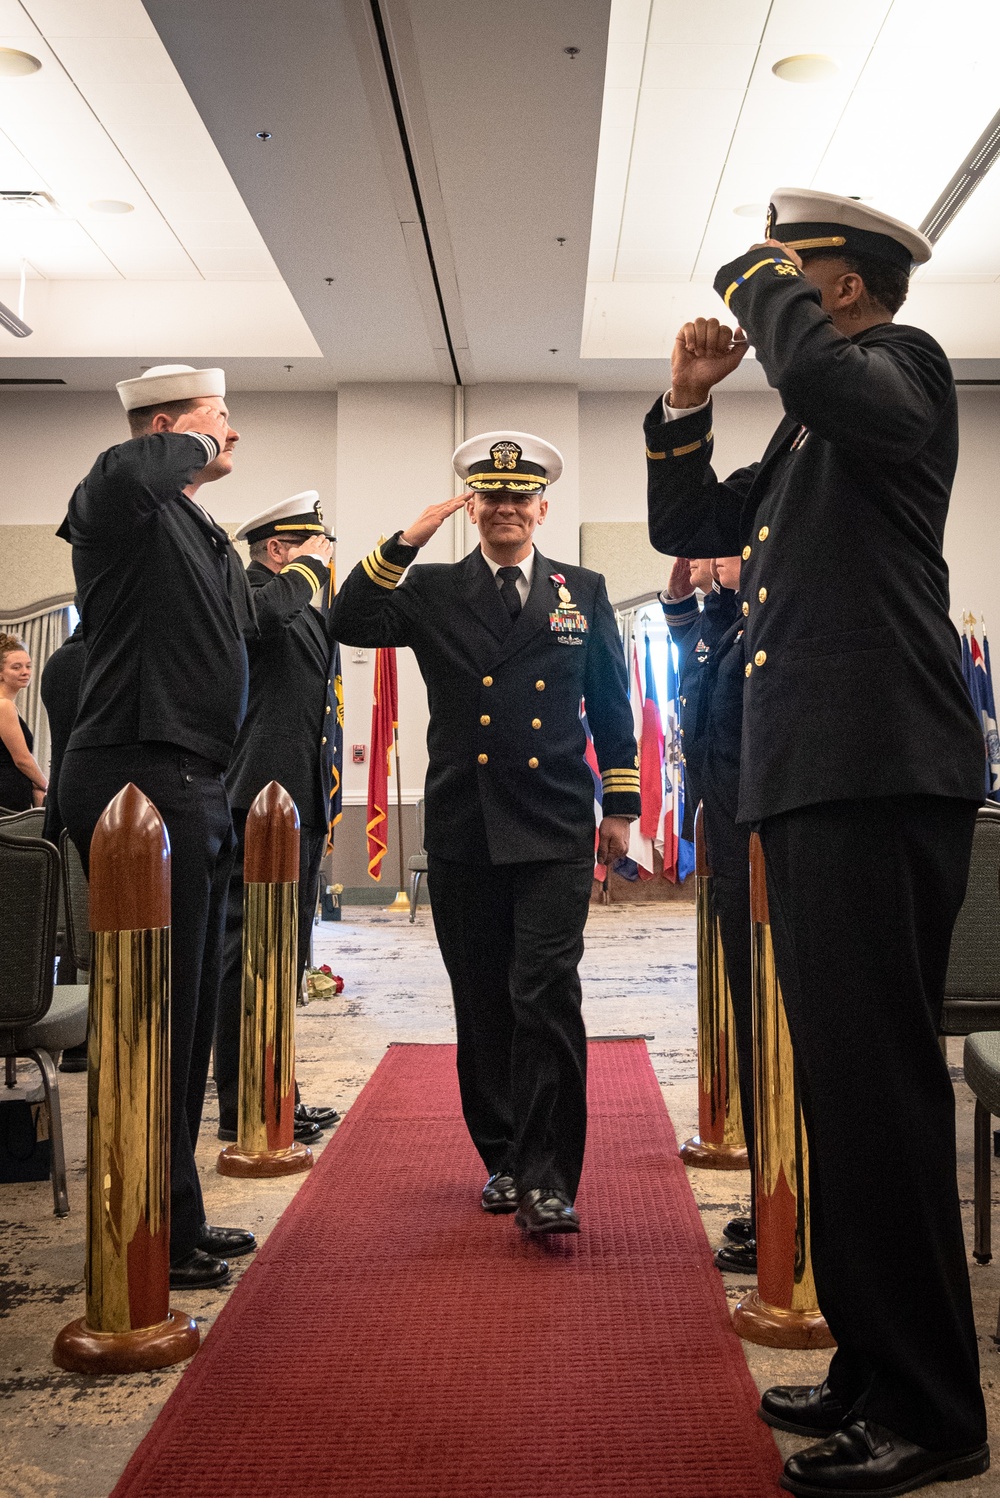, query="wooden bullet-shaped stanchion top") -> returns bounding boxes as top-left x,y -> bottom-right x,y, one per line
694,800 -> 711,878
245,782 -> 300,884
89,784 -> 170,932
749,832 -> 769,925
